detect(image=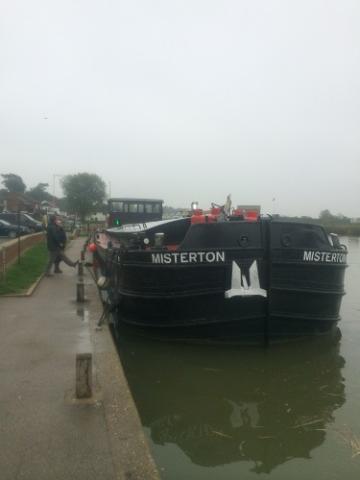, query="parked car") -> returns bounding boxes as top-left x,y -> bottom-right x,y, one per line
0,212 -> 43,233
0,219 -> 30,238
